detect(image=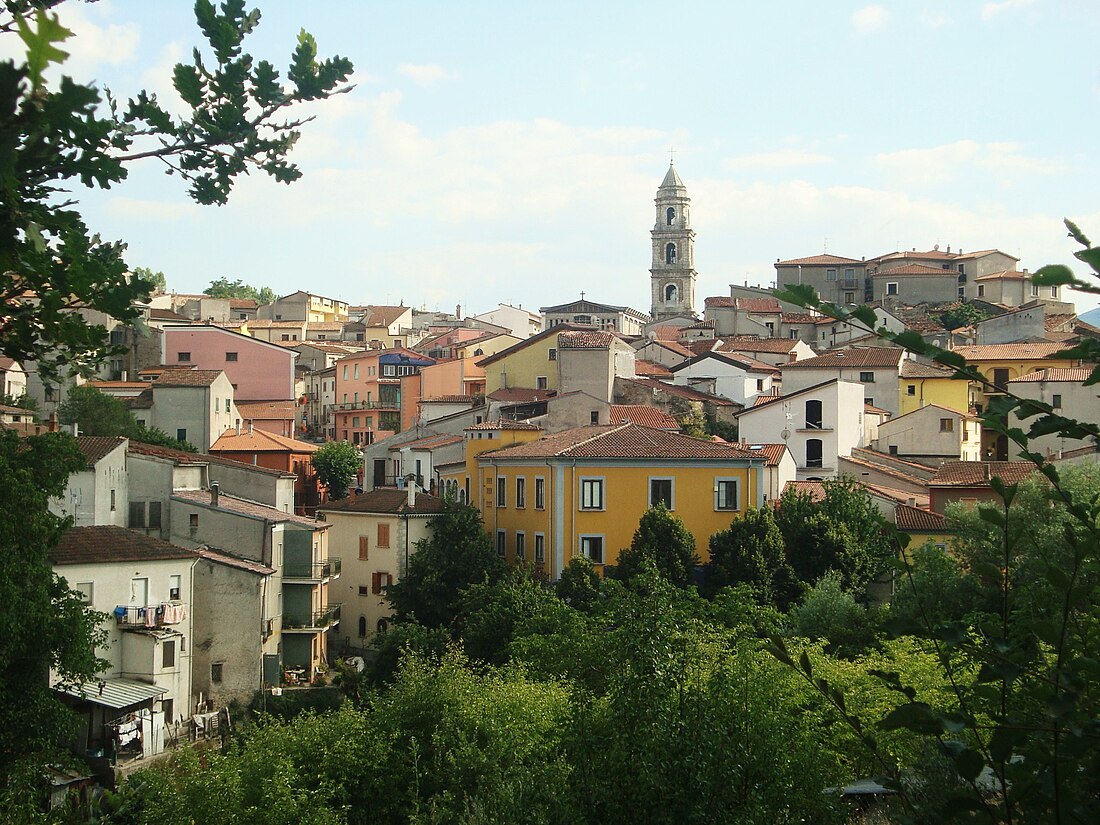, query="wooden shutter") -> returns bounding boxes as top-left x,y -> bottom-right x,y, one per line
371,571 -> 382,595
358,536 -> 369,560
377,523 -> 390,548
